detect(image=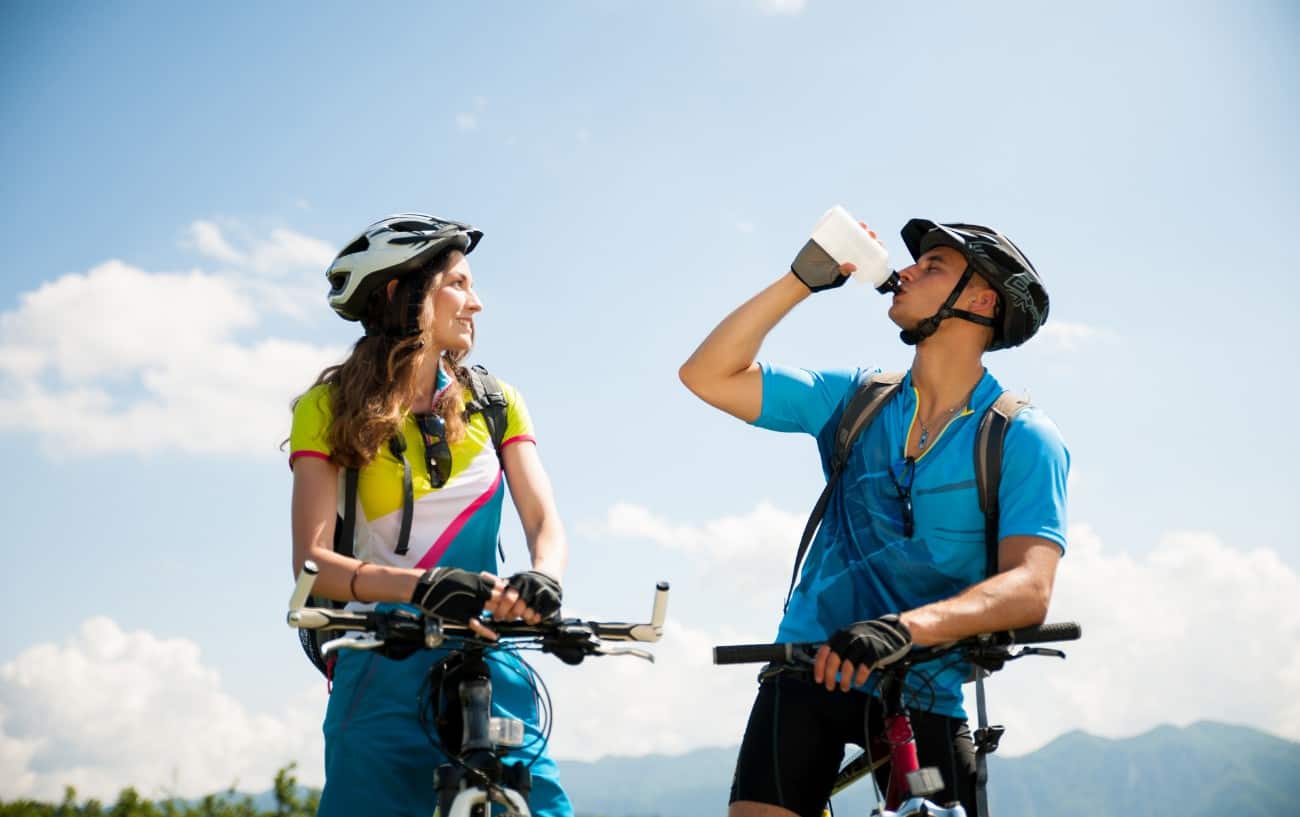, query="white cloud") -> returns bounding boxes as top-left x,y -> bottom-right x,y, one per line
189,220 -> 243,264
759,0 -> 807,15
546,617 -> 767,761
187,221 -> 334,275
456,96 -> 488,131
1038,320 -> 1117,351
589,501 -> 803,607
0,618 -> 326,802
0,225 -> 343,457
247,228 -> 335,275
992,524 -> 1300,753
